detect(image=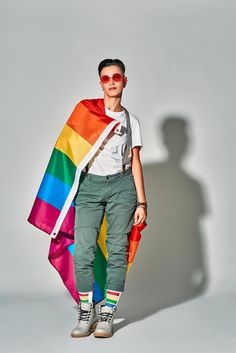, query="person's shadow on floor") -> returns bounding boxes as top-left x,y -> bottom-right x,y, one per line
115,114 -> 210,331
